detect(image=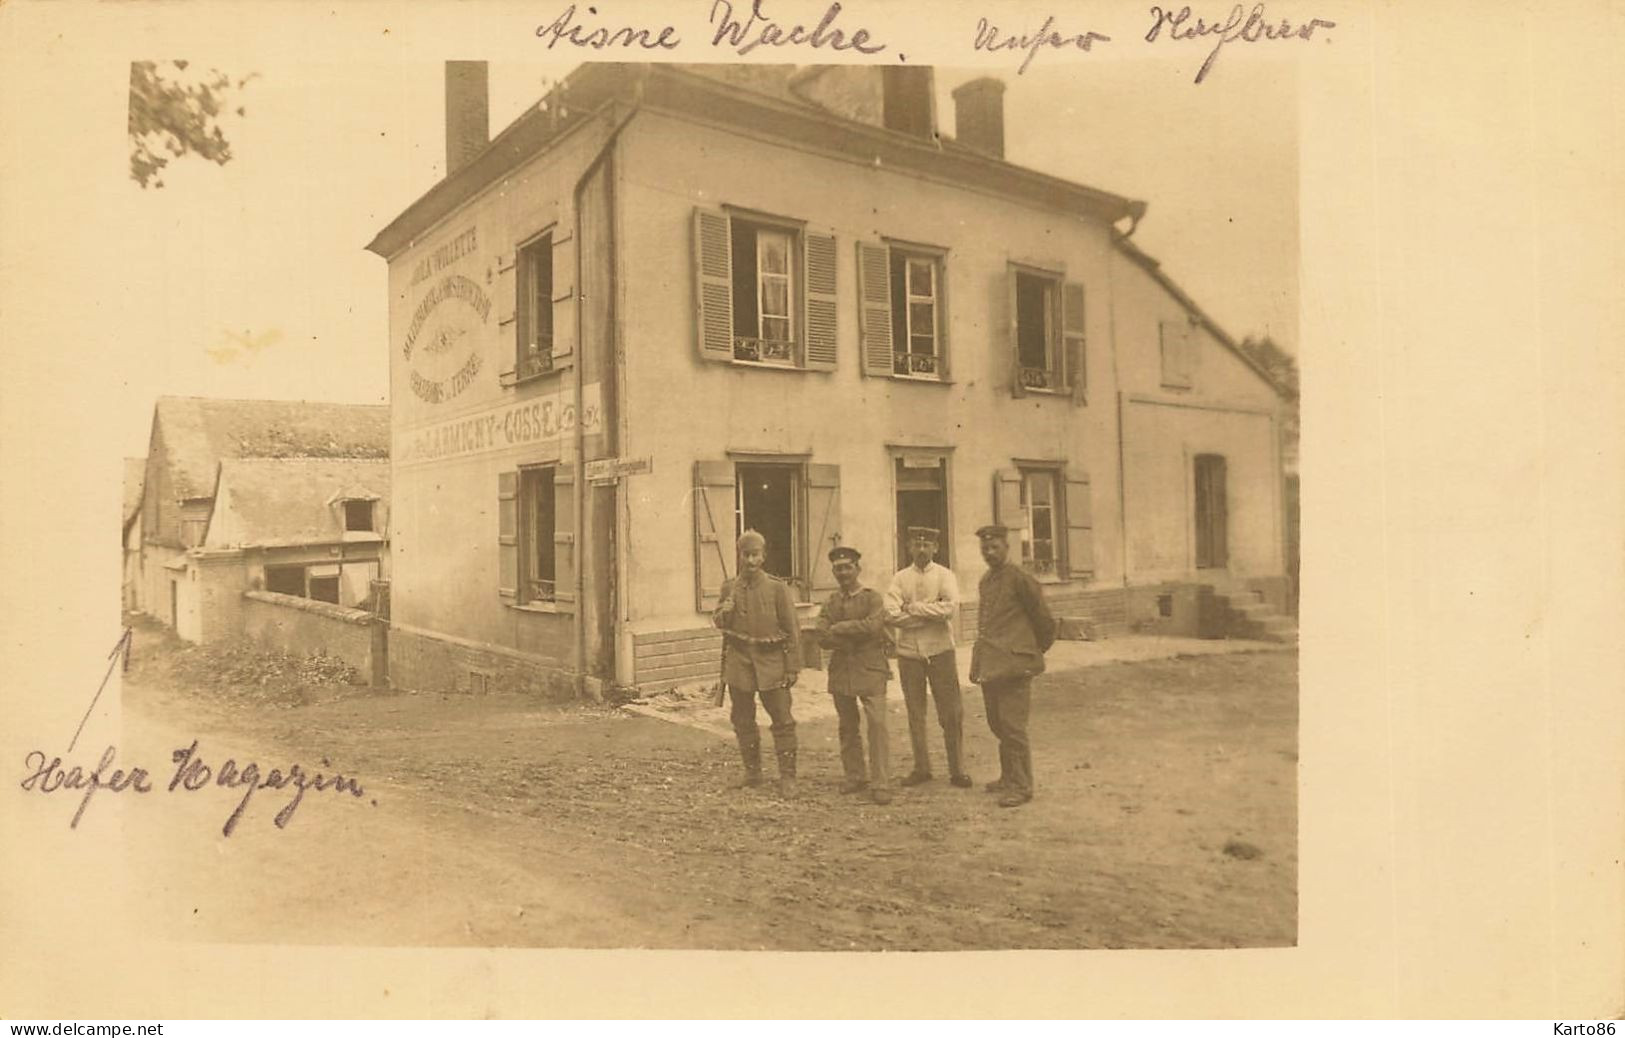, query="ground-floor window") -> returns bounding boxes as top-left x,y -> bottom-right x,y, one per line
736,462 -> 801,583
693,458 -> 842,609
1019,467 -> 1060,576
520,466 -> 558,602
265,564 -> 305,596
895,454 -> 949,569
